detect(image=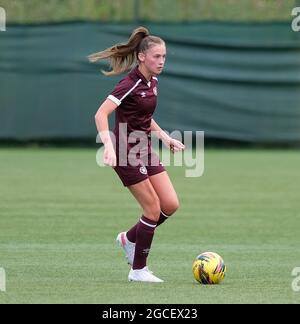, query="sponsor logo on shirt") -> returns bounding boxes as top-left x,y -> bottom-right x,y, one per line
153,87 -> 157,96
140,92 -> 146,98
